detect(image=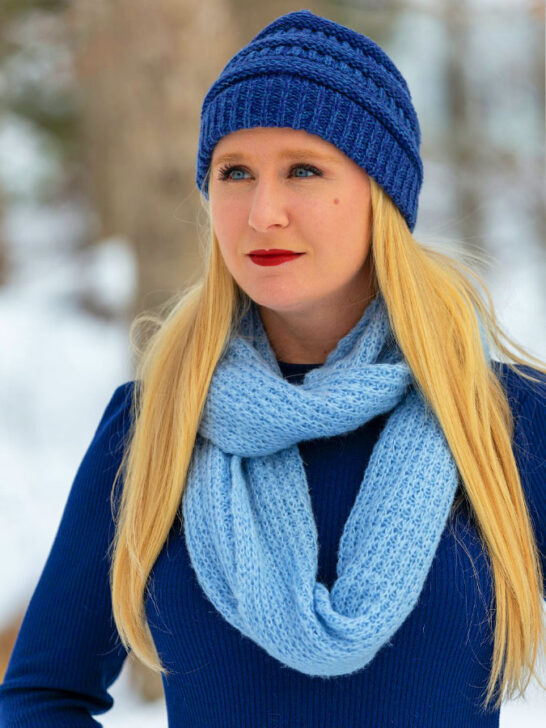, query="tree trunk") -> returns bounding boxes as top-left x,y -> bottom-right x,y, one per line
67,0 -> 239,319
